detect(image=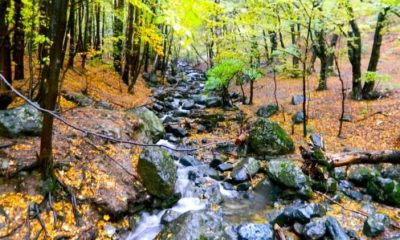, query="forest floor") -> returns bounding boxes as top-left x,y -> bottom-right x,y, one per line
0,32 -> 400,239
